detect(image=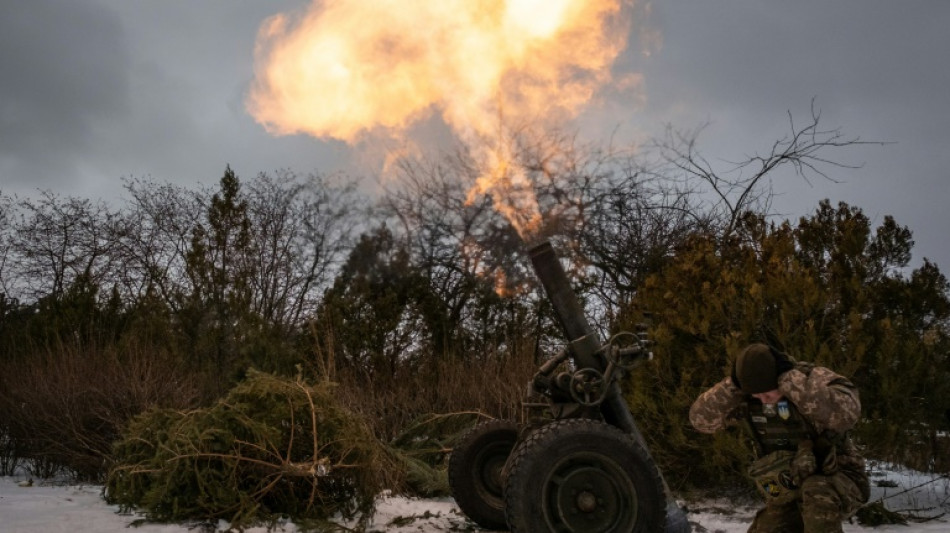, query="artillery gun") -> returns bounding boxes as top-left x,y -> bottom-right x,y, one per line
449,240 -> 691,532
